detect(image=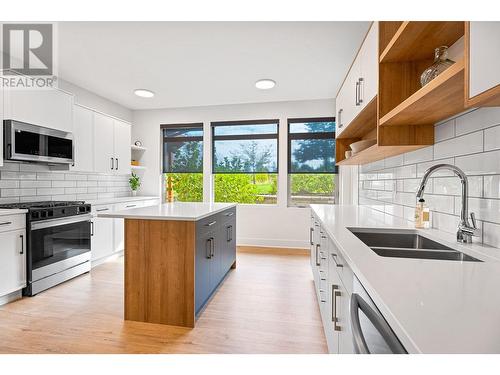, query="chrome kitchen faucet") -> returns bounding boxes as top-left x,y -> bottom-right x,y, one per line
416,164 -> 480,243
